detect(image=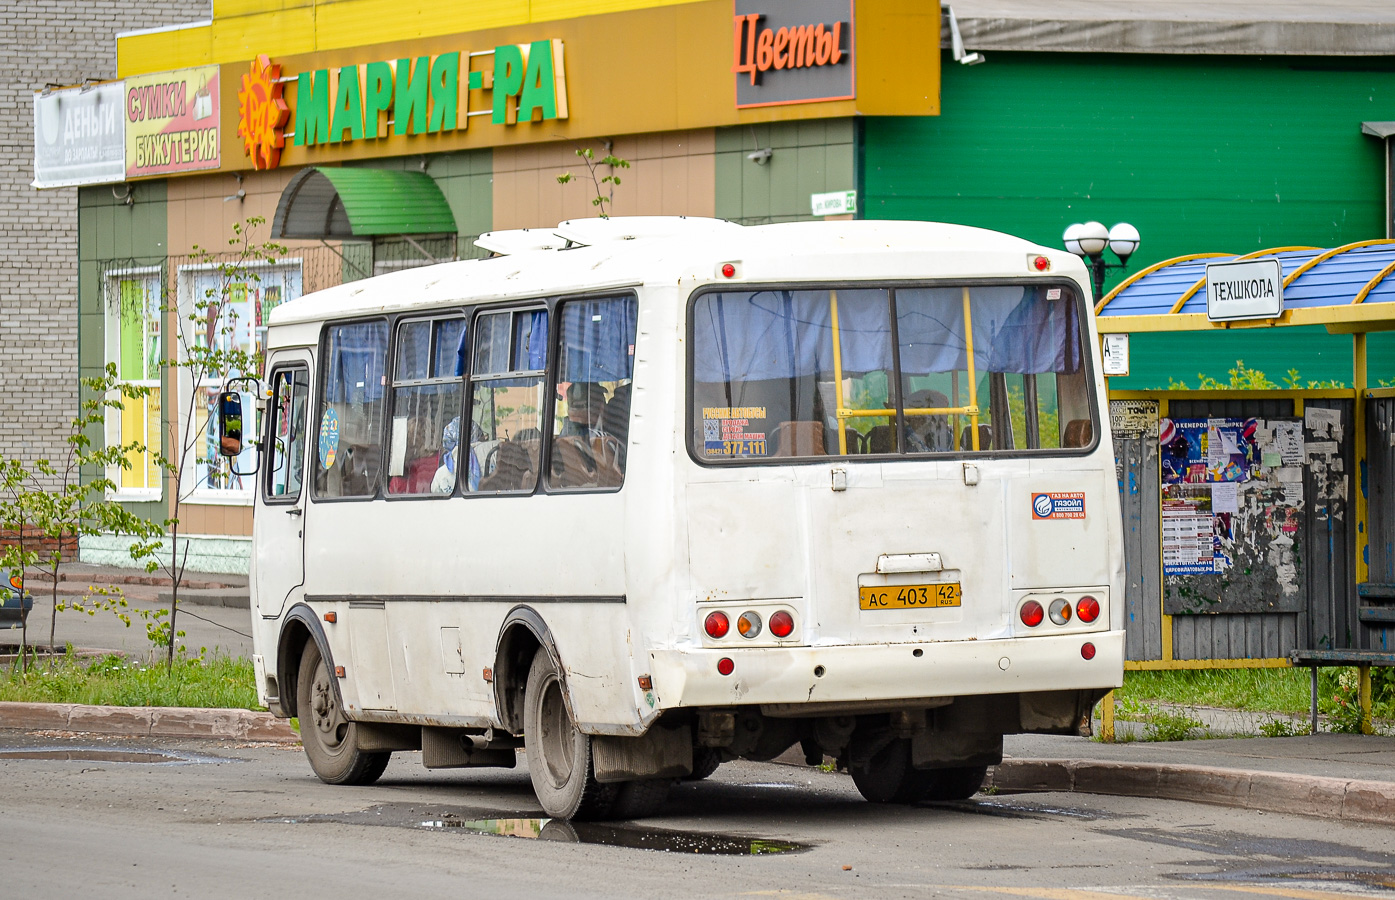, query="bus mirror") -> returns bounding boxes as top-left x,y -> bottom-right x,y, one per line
217,391 -> 244,458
